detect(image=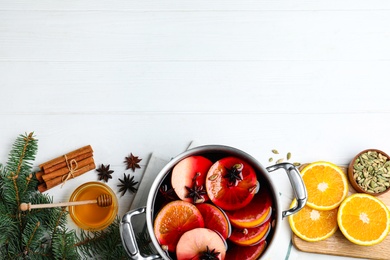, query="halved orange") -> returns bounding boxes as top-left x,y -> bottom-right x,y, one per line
300,161 -> 348,210
153,200 -> 204,252
288,199 -> 338,242
337,193 -> 390,246
229,219 -> 271,246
